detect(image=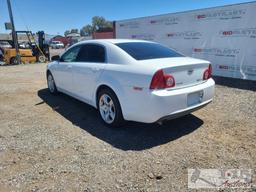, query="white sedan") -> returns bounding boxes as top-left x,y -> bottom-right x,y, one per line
47,39 -> 215,127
